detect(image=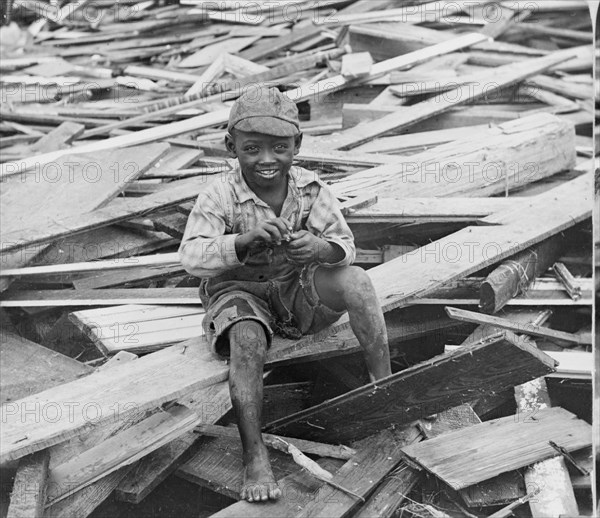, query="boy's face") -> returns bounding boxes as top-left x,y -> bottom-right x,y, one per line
225,129 -> 302,191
